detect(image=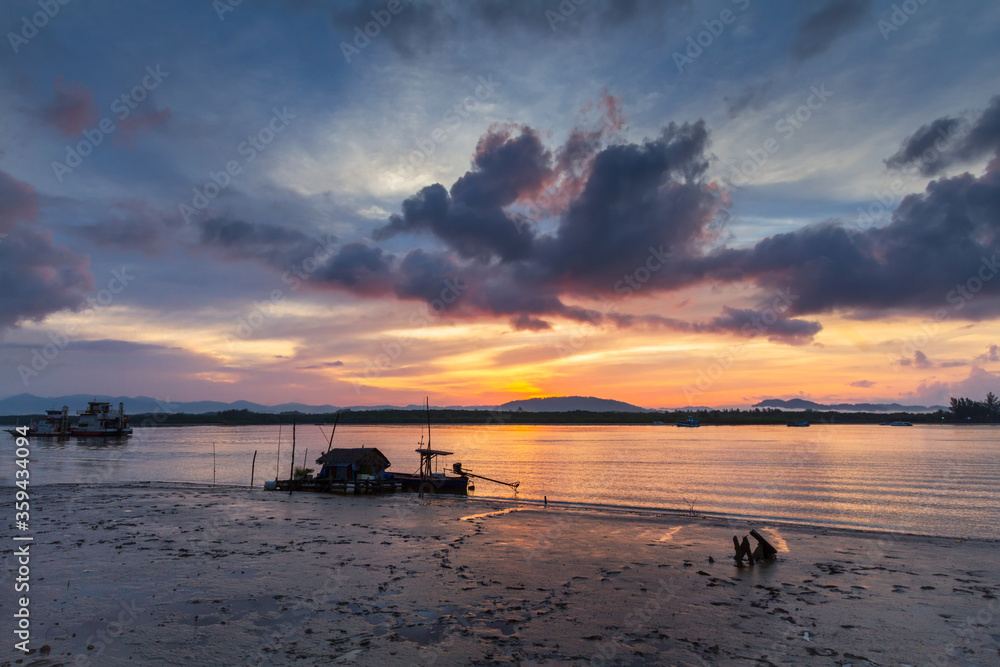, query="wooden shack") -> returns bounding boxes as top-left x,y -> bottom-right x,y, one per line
315,447 -> 391,482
